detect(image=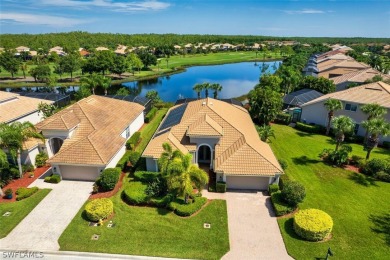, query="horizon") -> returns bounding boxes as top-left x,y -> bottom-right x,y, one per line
1,0 -> 389,38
